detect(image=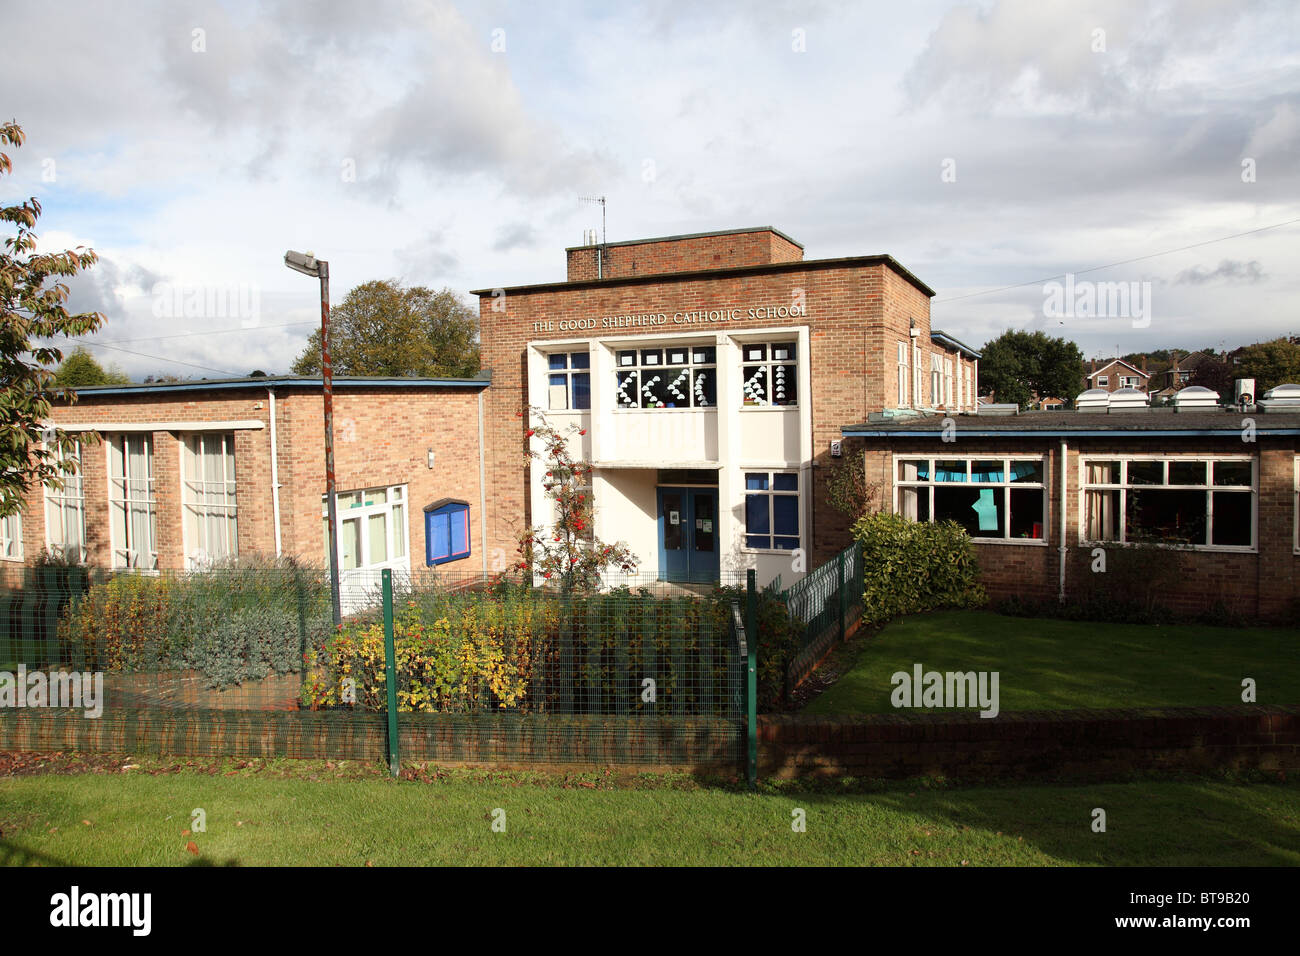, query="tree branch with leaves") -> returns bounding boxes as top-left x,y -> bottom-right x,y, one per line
1,121 -> 103,516
513,409 -> 637,591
